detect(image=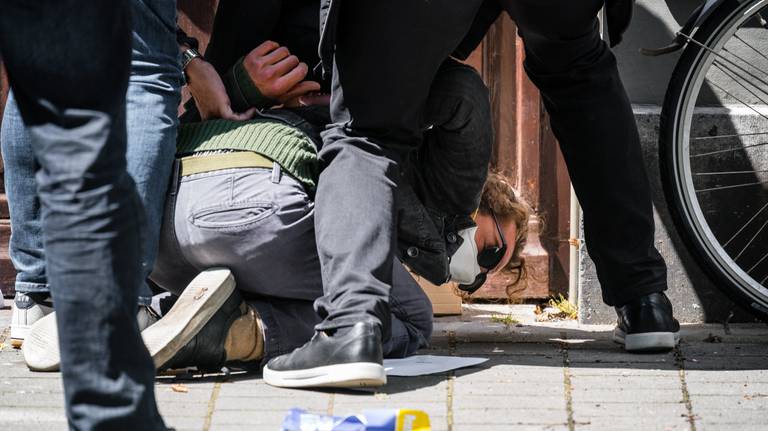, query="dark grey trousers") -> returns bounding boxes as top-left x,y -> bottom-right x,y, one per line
151,163 -> 433,361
